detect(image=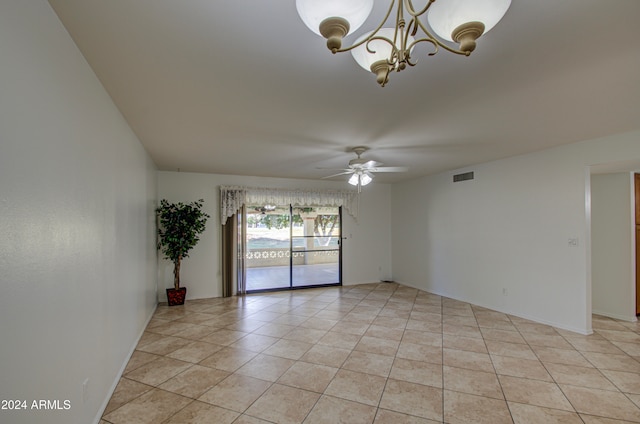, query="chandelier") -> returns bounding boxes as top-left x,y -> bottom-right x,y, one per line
296,0 -> 511,87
